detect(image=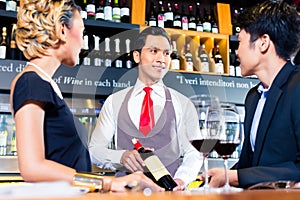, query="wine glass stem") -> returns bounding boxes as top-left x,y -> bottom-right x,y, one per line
223,158 -> 230,189
203,156 -> 209,188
